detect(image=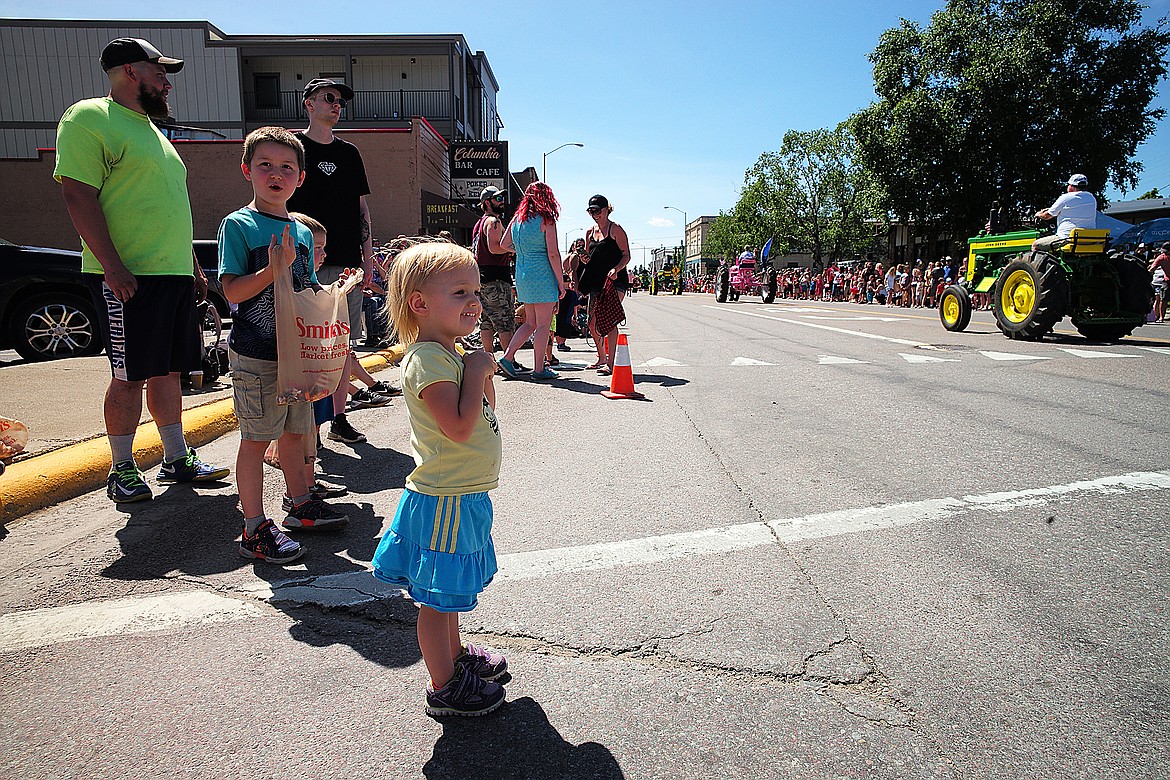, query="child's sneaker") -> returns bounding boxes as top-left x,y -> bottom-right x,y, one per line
282,497 -> 348,530
239,519 -> 304,564
425,665 -> 505,717
107,460 -> 152,503
157,447 -> 231,483
457,643 -> 508,681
